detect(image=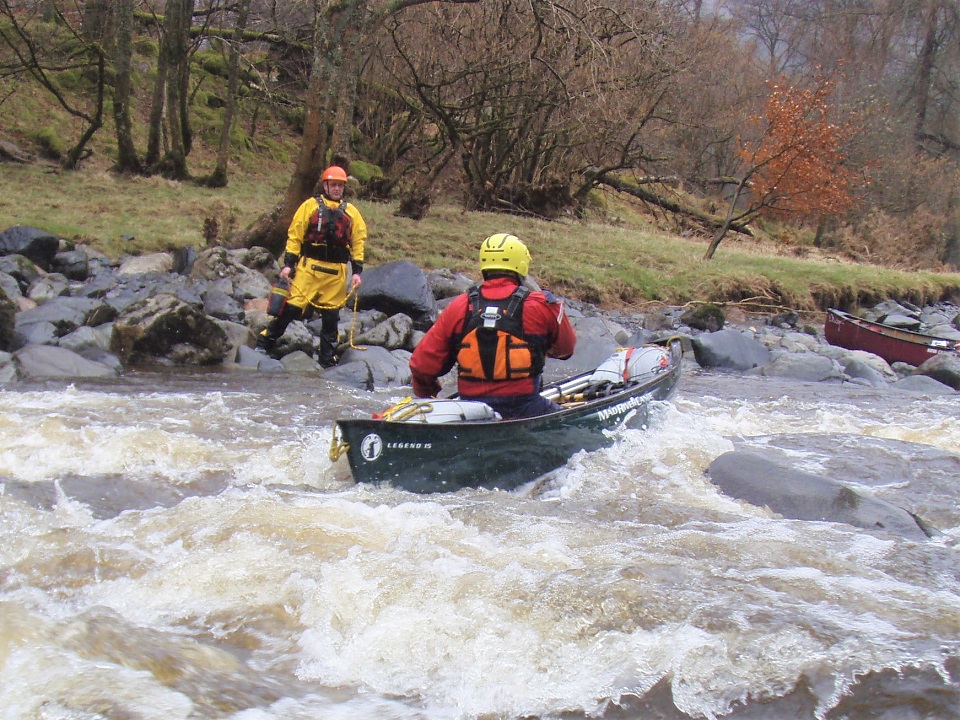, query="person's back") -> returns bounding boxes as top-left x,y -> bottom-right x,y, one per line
409,233 -> 575,419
